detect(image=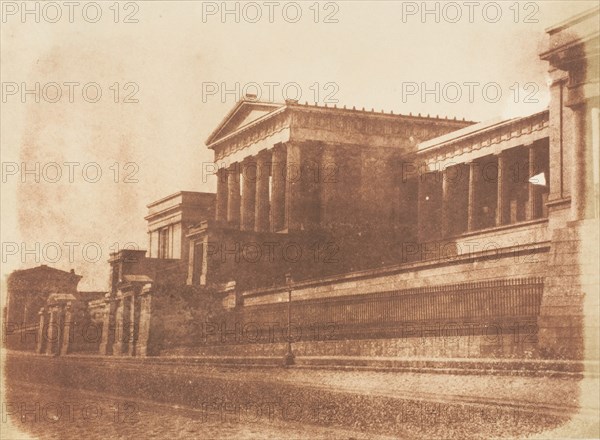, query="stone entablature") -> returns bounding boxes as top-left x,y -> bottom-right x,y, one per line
289,104 -> 471,150
209,99 -> 474,164
415,110 -> 549,168
540,6 -> 599,100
